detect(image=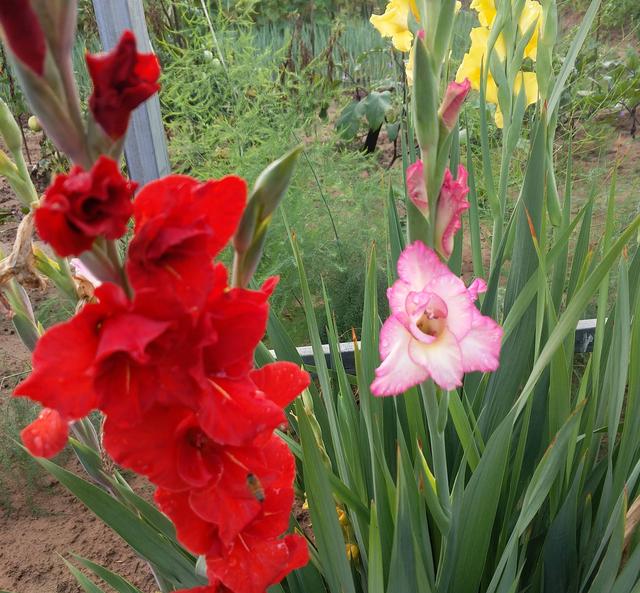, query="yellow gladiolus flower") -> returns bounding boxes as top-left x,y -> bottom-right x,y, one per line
370,0 -> 418,52
455,27 -> 502,103
373,0 -> 462,55
470,0 -> 542,61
